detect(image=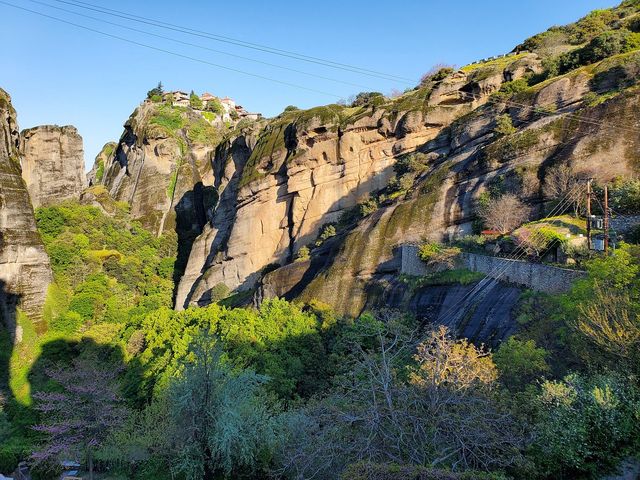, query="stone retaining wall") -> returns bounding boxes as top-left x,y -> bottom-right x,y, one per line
400,245 -> 586,294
